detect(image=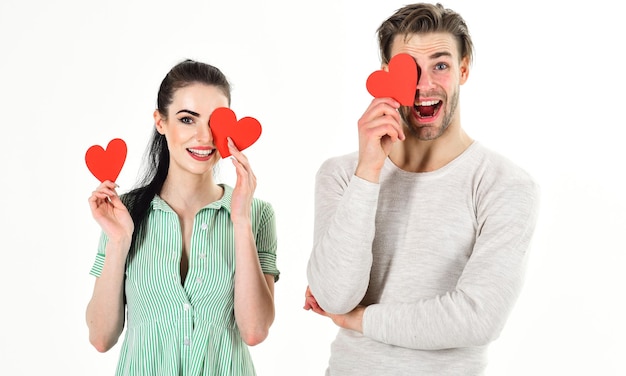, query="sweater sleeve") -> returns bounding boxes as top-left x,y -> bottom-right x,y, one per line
306,157 -> 381,314
362,177 -> 541,350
